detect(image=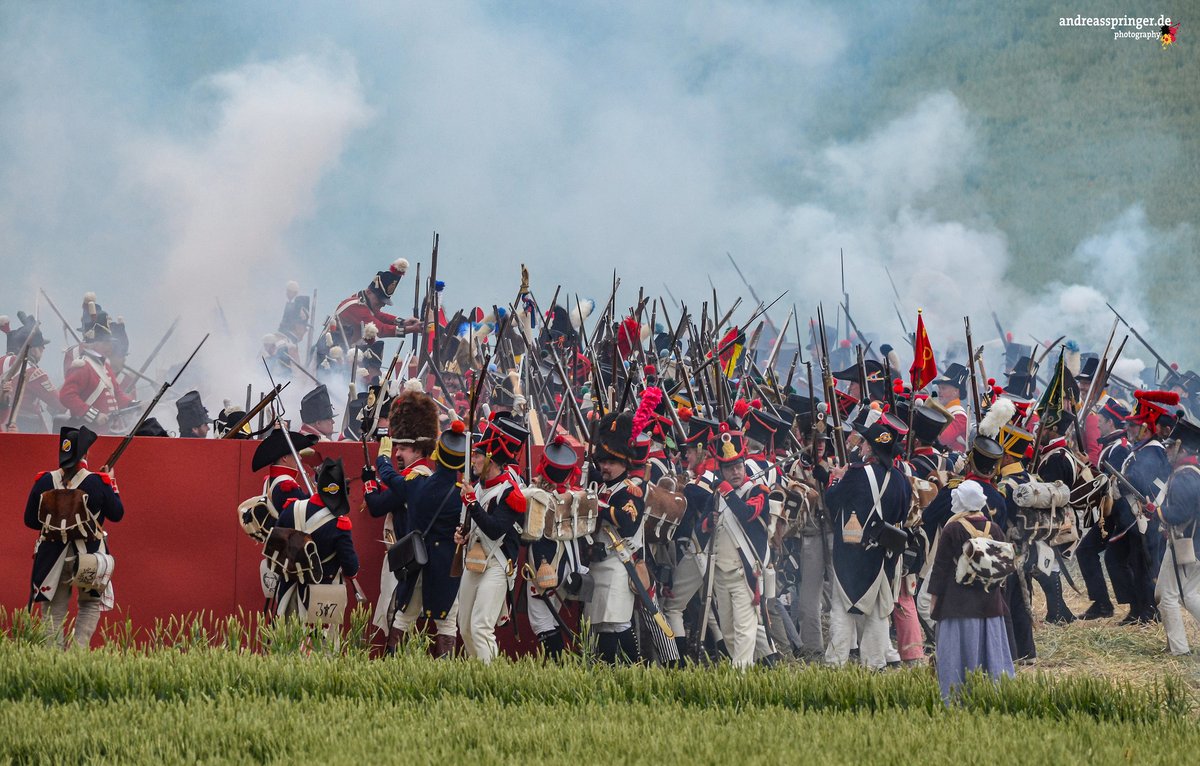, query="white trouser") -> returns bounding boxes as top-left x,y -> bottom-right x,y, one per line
714,563 -> 758,669
796,533 -> 831,652
391,572 -> 459,637
661,548 -> 703,637
43,575 -> 101,650
1155,546 -> 1200,655
825,580 -> 891,670
457,562 -> 508,663
527,582 -> 563,635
